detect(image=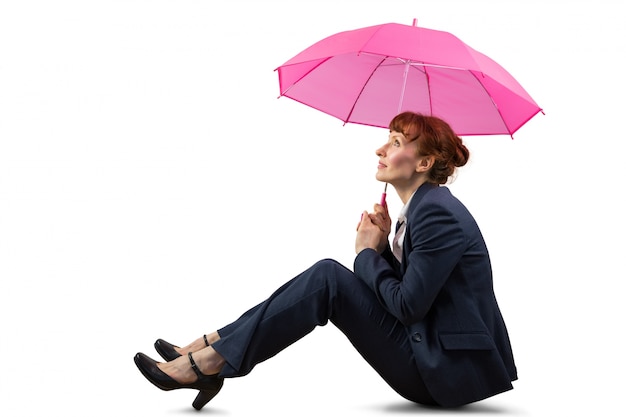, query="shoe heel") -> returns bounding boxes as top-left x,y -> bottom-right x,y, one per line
192,390 -> 215,410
